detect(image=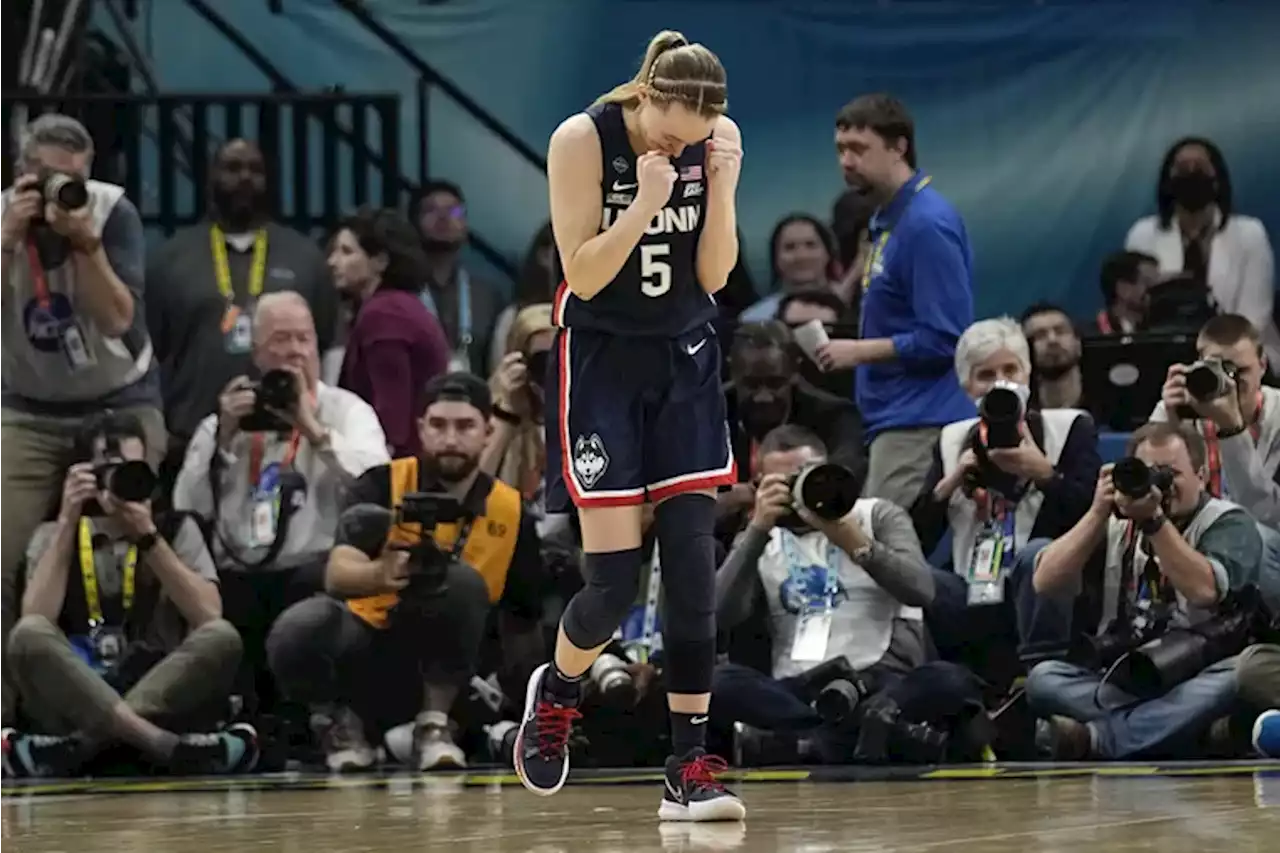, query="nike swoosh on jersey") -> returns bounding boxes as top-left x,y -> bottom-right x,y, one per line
613,181 -> 638,191
686,339 -> 708,356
